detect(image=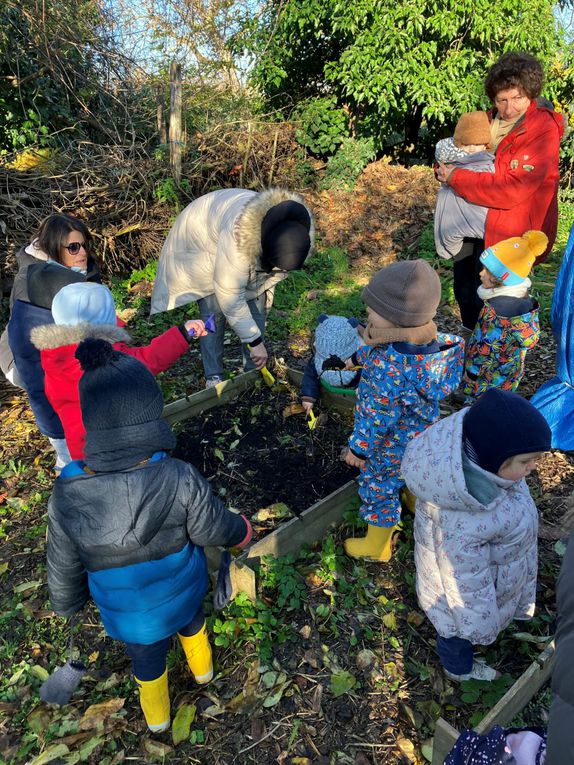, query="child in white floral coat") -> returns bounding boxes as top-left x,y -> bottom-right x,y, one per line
401,389 -> 551,682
